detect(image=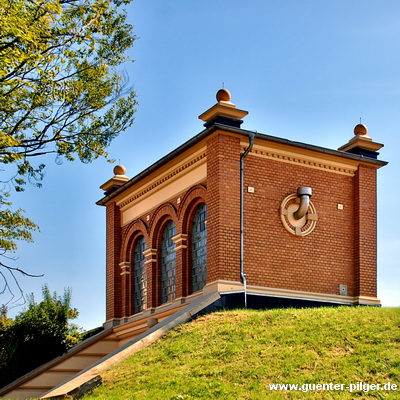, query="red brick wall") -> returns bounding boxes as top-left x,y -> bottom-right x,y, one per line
354,165 -> 377,297
105,132 -> 380,321
118,219 -> 149,318
148,203 -> 178,308
243,155 -> 357,296
106,185 -> 207,317
178,185 -> 207,296
206,133 -> 241,282
105,202 -> 123,320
